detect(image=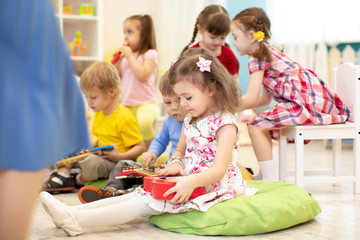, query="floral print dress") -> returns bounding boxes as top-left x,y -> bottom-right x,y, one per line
136,112 -> 257,213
